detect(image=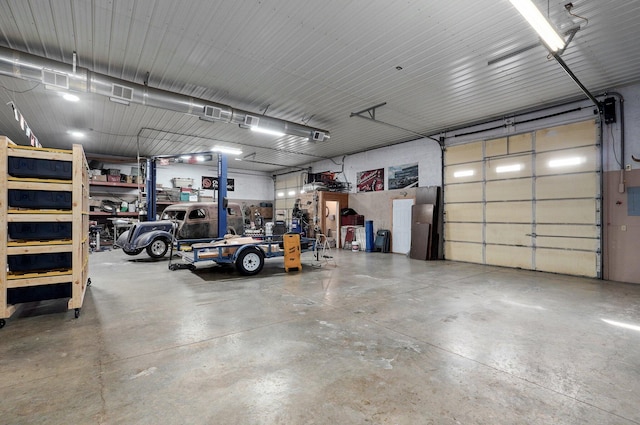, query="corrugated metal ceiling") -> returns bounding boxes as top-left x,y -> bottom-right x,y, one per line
0,0 -> 639,172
